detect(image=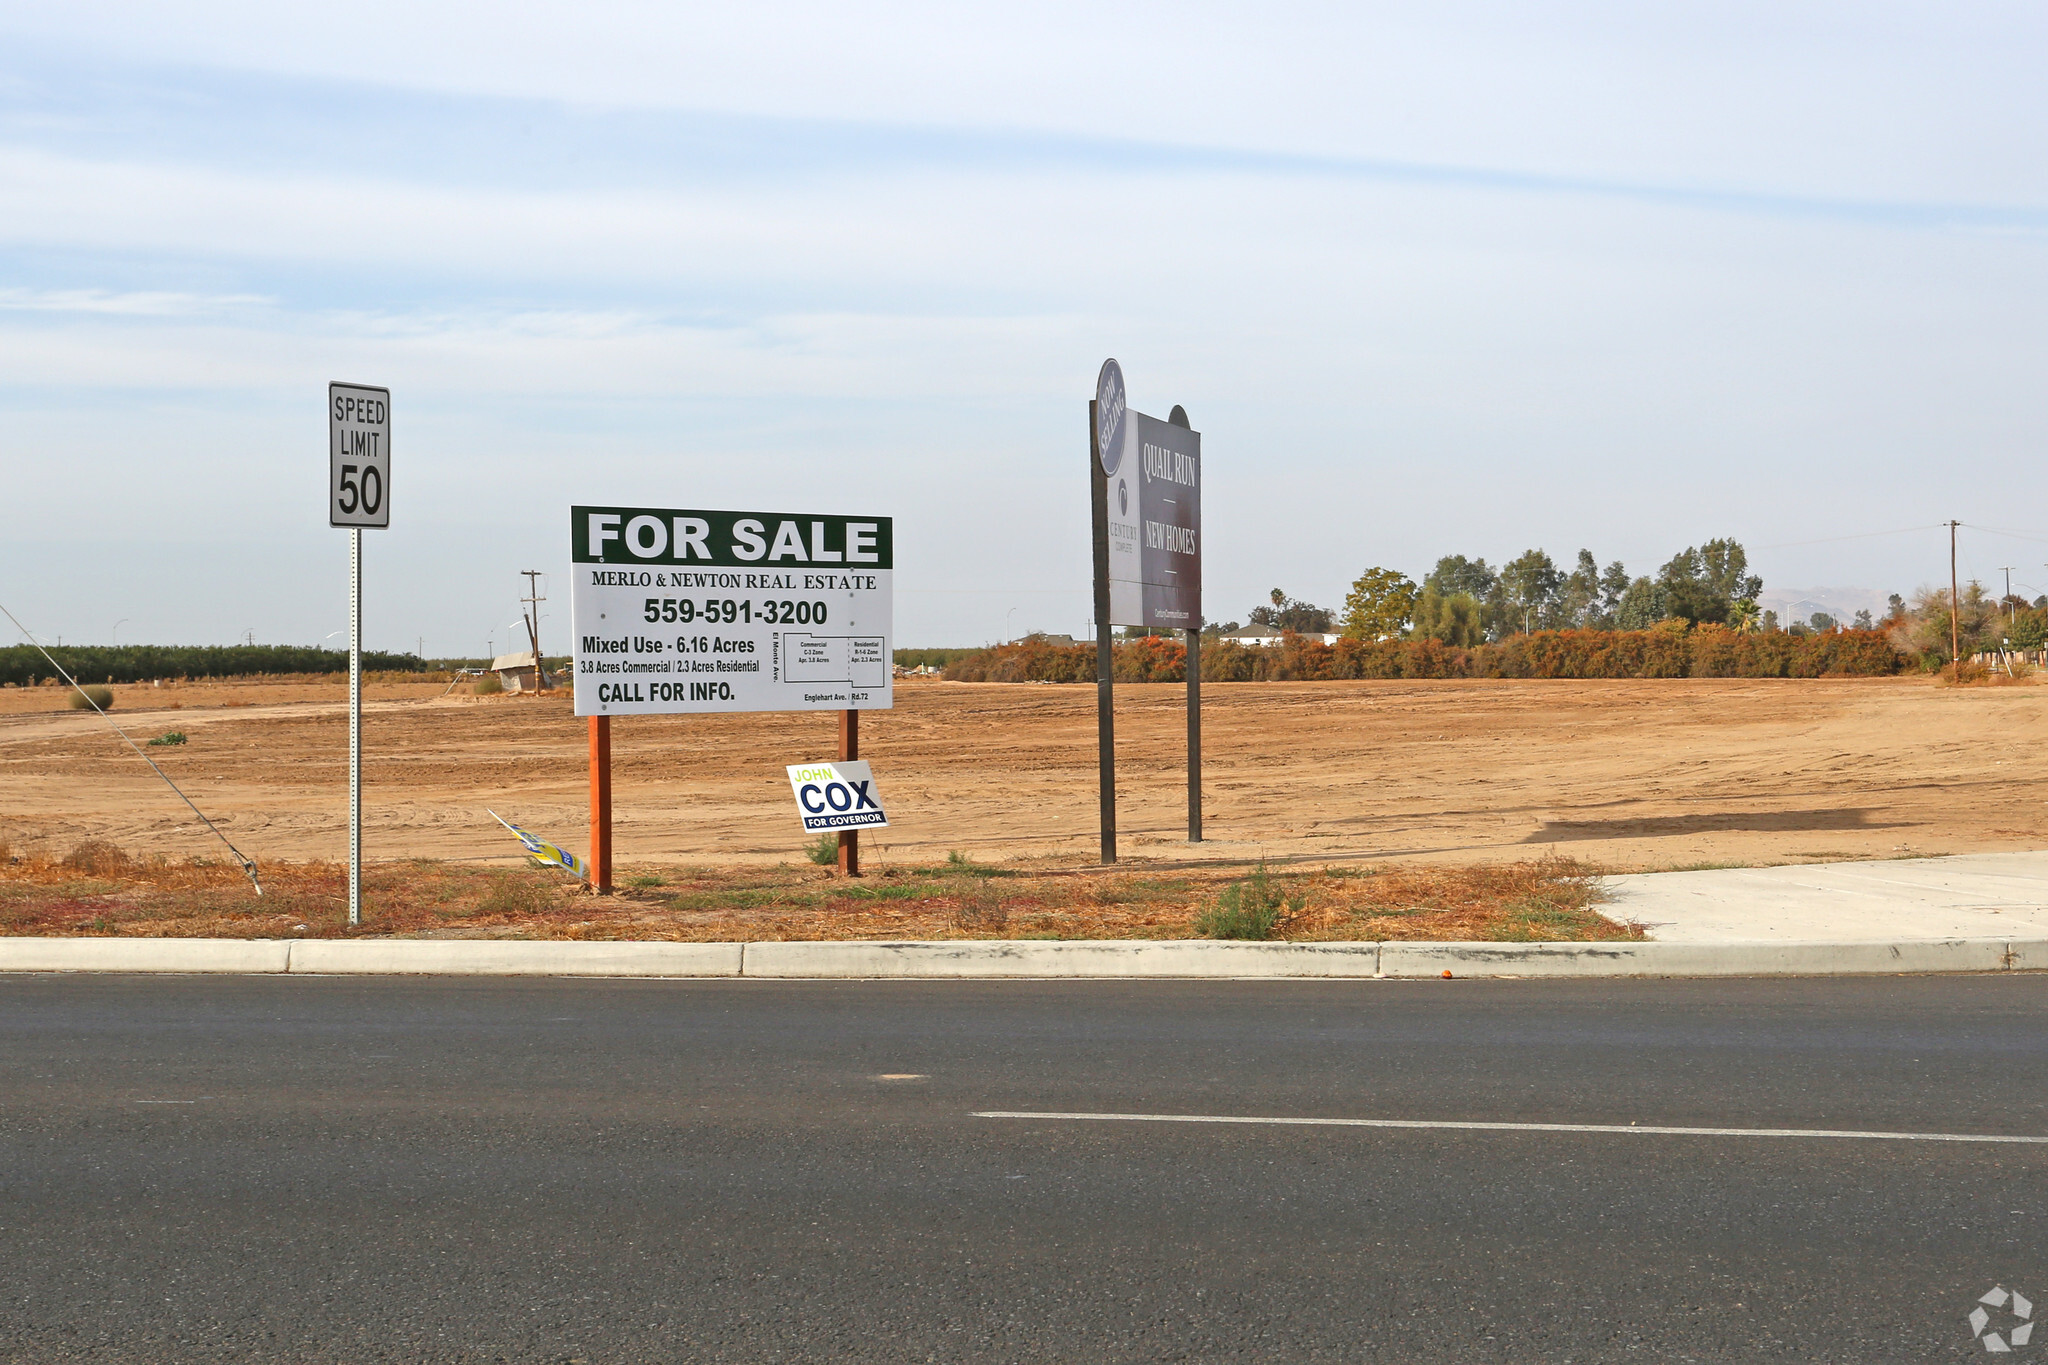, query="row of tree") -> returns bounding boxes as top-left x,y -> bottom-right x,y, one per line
1401,540 -> 1769,645
1203,539 -> 1768,646
1894,585 -> 2048,660
951,626 -> 1903,683
0,644 -> 428,688
1210,537 -> 2048,665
